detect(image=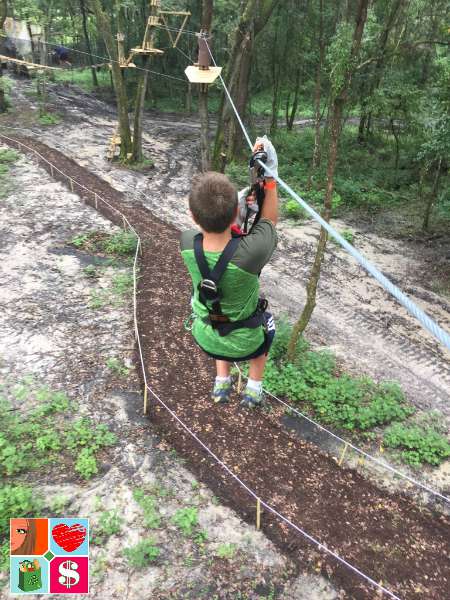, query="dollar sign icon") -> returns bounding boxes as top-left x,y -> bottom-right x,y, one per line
58,560 -> 80,589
